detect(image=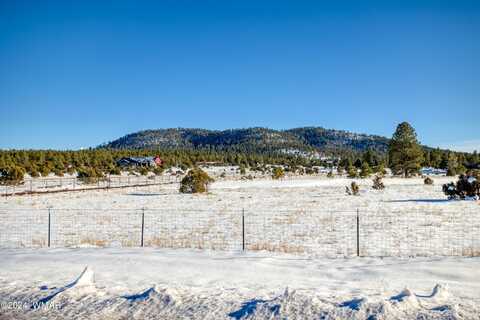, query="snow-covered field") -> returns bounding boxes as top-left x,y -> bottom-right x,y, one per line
2,175 -> 477,212
1,176 -> 480,318
1,176 -> 479,257
1,174 -> 179,195
0,248 -> 479,319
